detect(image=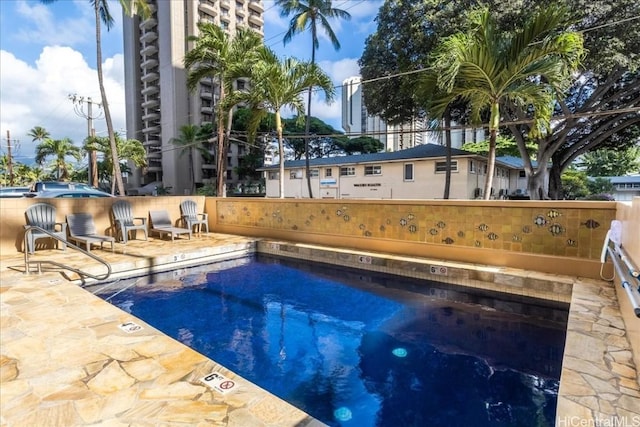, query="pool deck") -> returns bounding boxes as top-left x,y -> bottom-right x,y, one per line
1,233 -> 639,426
